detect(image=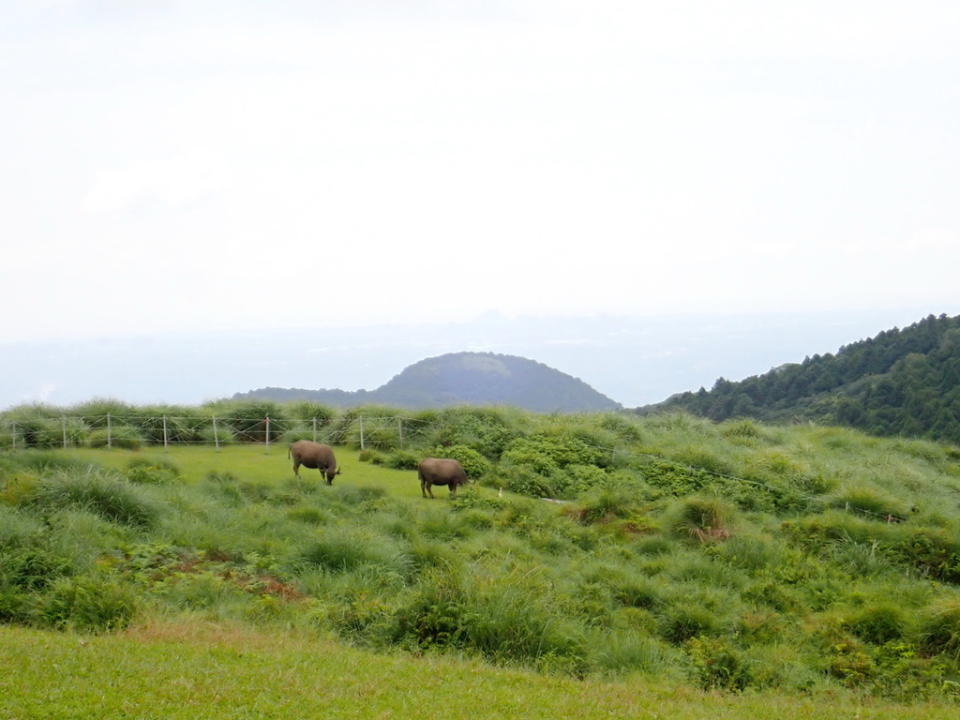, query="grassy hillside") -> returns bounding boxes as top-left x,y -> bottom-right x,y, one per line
648,313 -> 960,443
3,408 -> 960,711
